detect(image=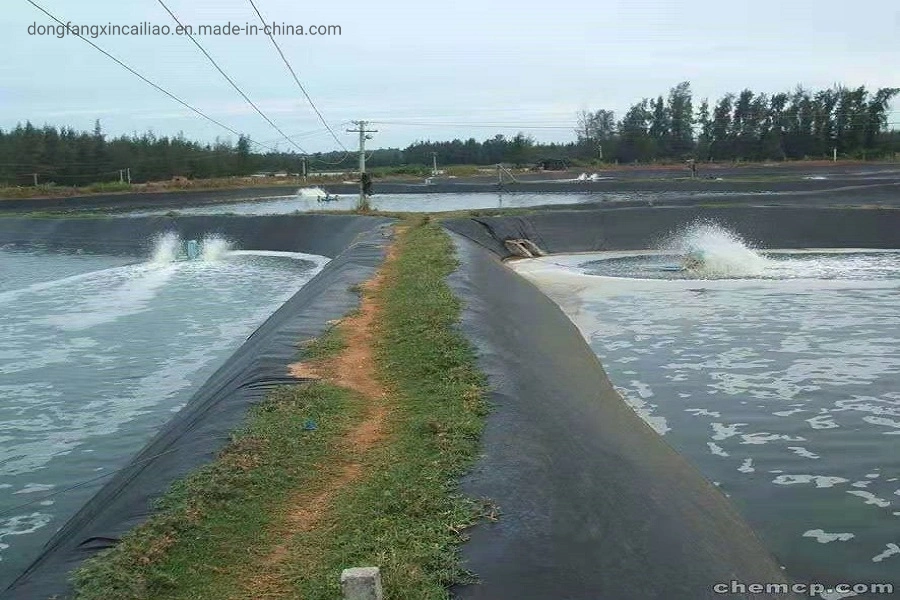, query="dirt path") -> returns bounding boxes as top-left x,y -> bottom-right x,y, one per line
235,233 -> 400,600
